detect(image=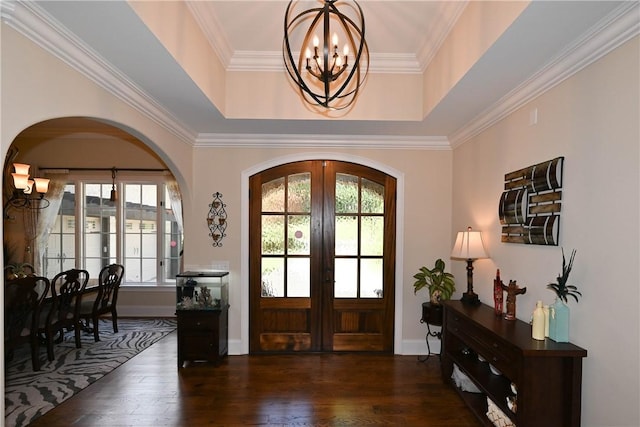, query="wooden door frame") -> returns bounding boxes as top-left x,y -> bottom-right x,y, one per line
239,153 -> 405,355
